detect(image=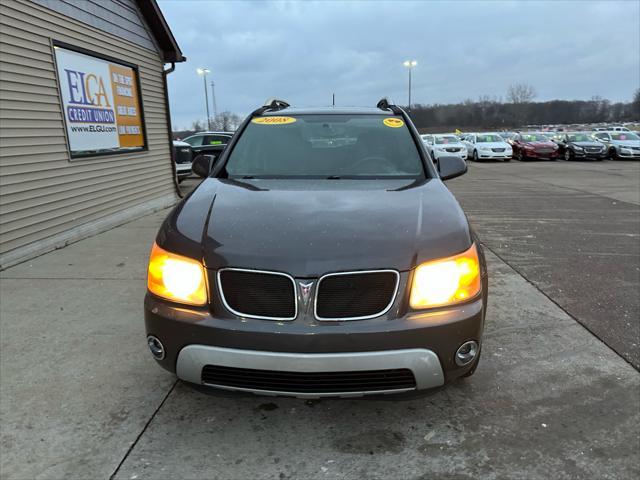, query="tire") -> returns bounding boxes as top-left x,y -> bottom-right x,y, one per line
517,150 -> 526,161
564,149 -> 573,161
610,147 -> 619,160
473,150 -> 479,162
